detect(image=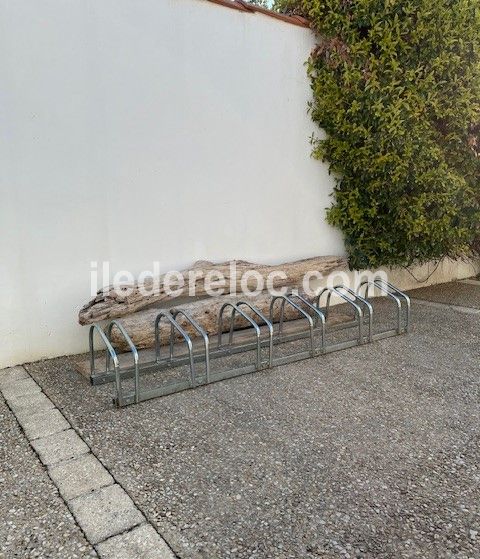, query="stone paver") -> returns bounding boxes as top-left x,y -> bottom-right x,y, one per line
8,391 -> 55,417
32,428 -> 90,466
0,397 -> 96,558
19,408 -> 70,440
49,453 -> 114,501
69,484 -> 145,544
1,368 -> 172,557
96,523 -> 175,559
0,365 -> 29,387
1,377 -> 41,400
